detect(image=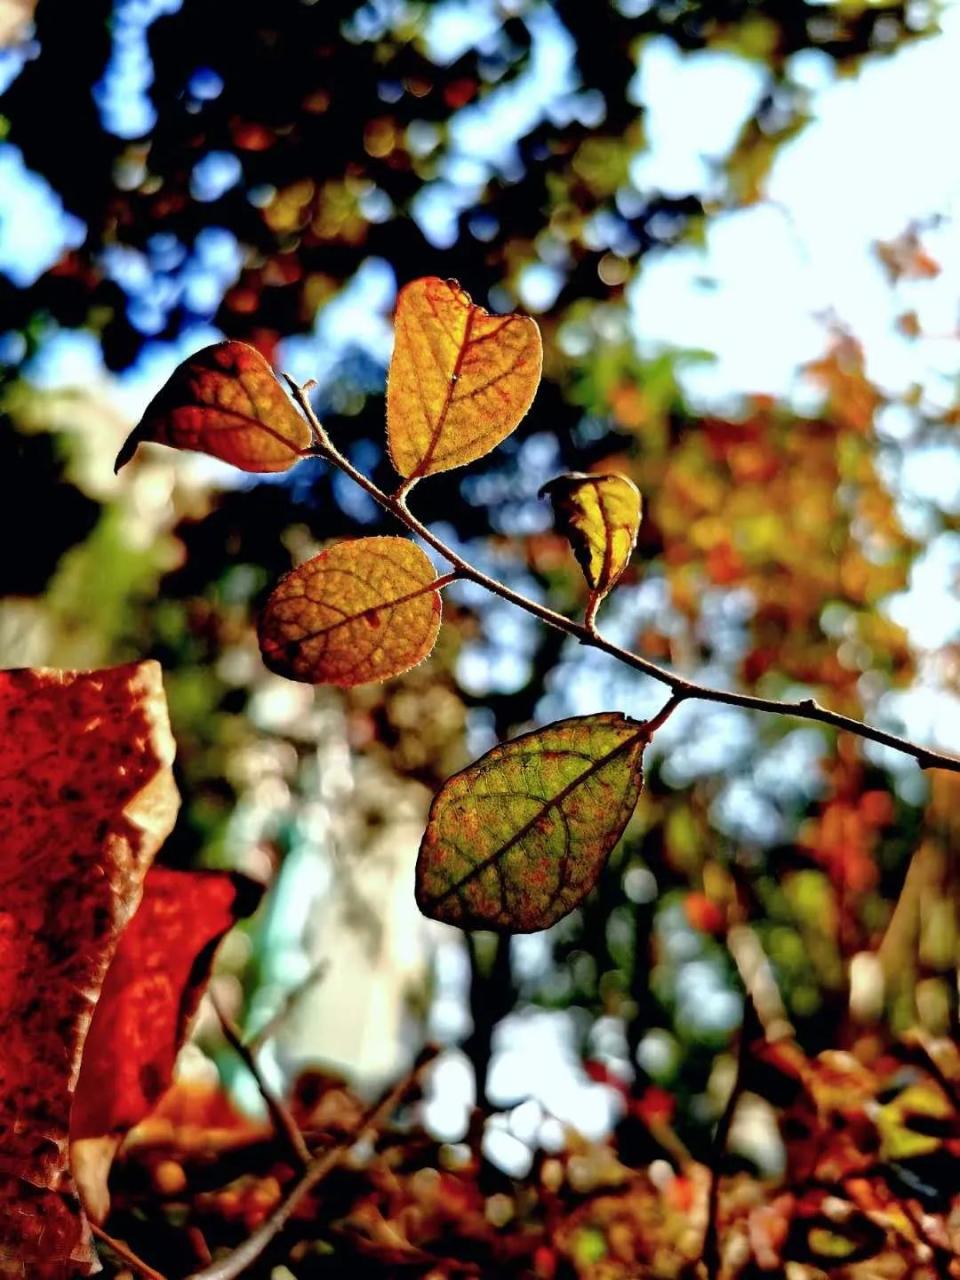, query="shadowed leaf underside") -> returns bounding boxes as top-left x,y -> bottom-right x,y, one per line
387,276 -> 542,480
